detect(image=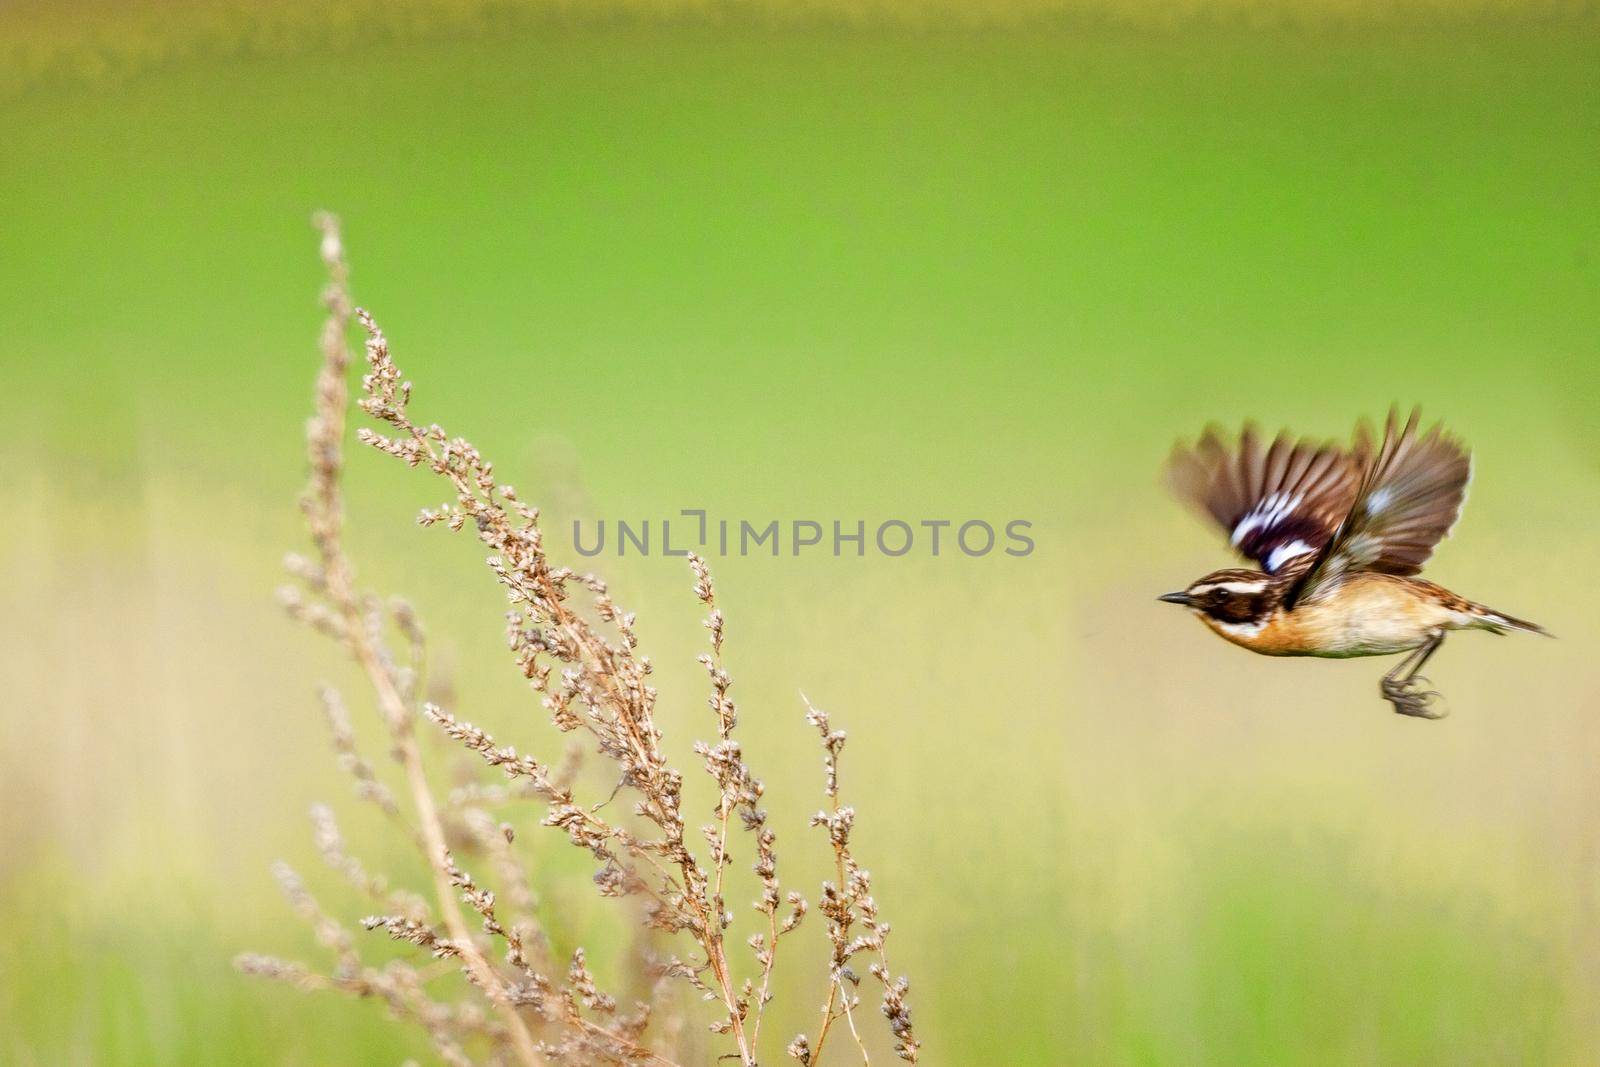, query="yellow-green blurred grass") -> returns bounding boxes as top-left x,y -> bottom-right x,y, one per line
3,10 -> 1599,1065
4,445 -> 1597,1063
